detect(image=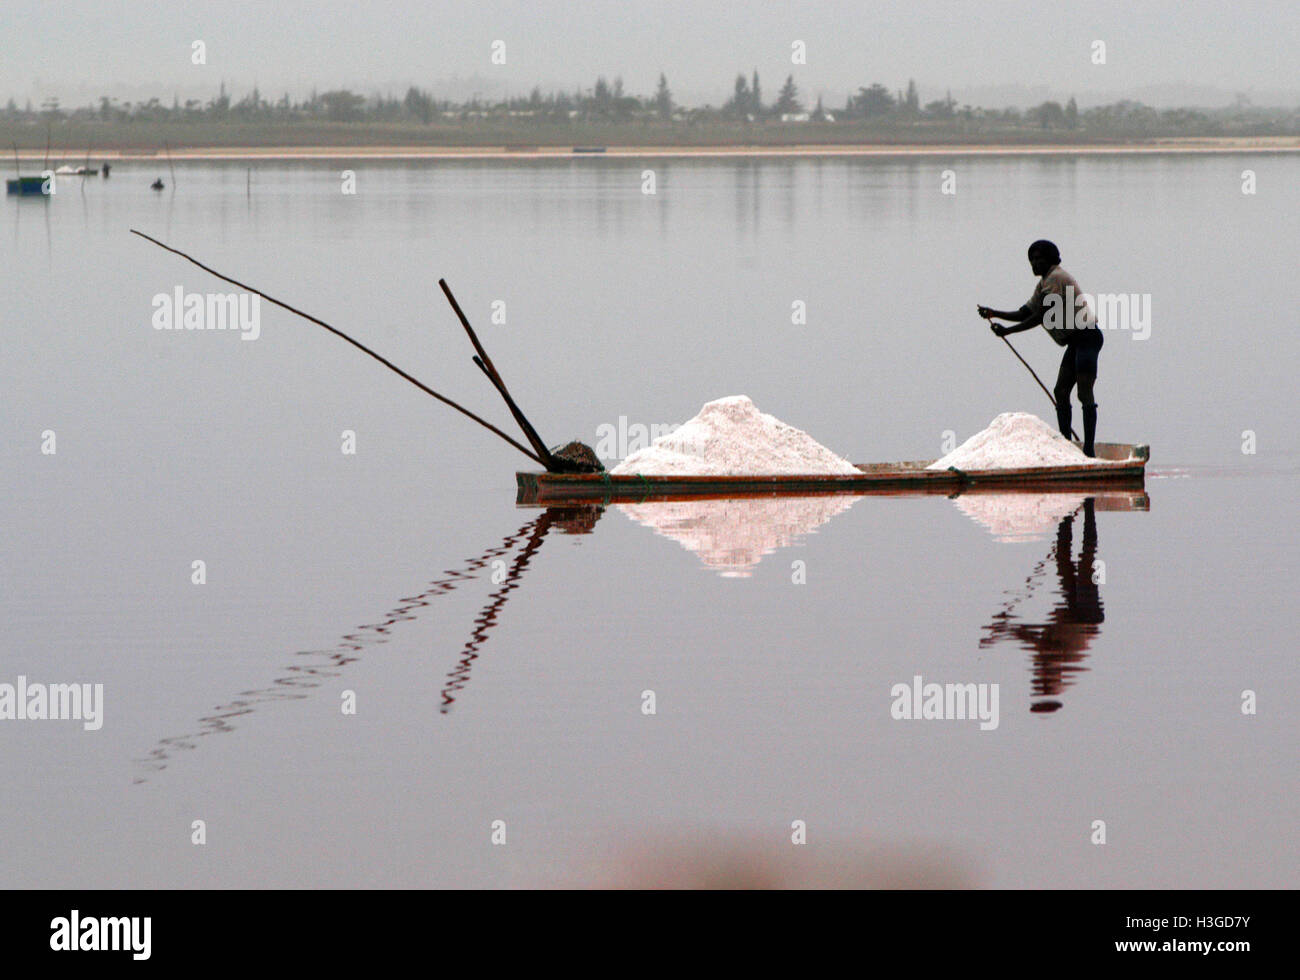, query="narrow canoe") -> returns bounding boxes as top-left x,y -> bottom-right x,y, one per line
517,442 -> 1148,505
